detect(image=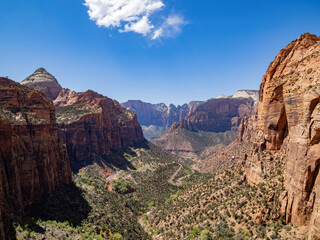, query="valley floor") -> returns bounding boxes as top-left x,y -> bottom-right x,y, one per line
10,142 -> 309,240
